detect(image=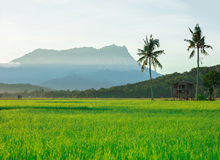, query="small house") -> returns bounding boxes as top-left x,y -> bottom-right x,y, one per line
18,95 -> 22,99
169,80 -> 196,100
